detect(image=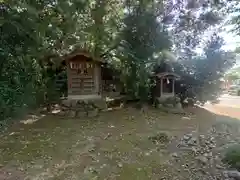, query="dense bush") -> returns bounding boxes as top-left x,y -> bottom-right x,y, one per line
223,145 -> 240,170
